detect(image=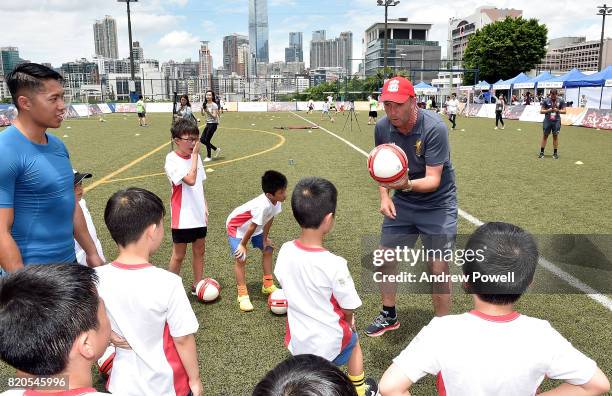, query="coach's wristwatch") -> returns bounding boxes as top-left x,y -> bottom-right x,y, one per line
401,178 -> 413,192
